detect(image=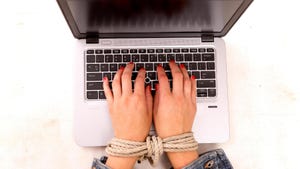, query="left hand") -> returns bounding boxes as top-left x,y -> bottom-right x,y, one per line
103,62 -> 153,142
